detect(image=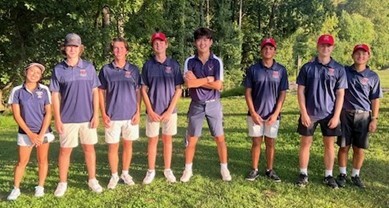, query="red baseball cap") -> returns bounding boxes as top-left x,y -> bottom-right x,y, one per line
317,34 -> 335,45
353,44 -> 370,54
151,32 -> 167,43
261,38 -> 277,49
